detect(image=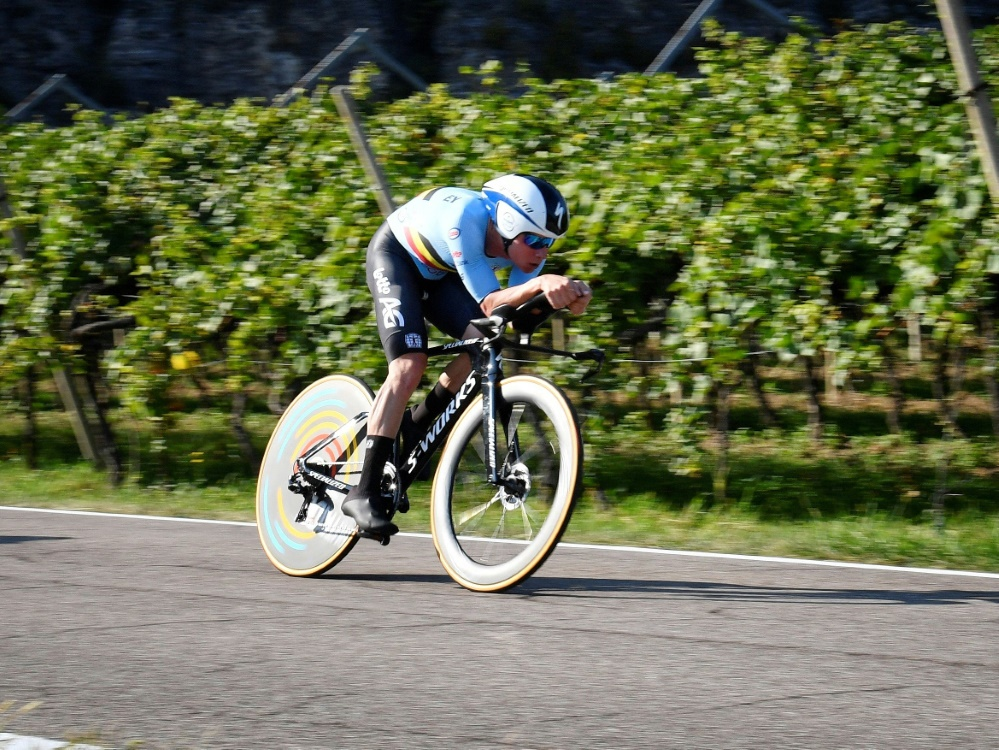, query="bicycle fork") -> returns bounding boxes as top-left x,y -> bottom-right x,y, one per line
480,344 -> 524,493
